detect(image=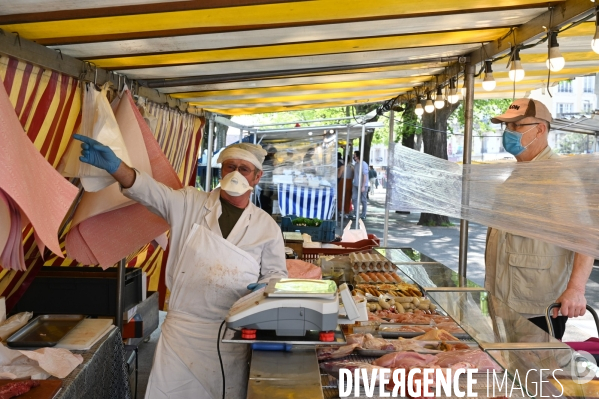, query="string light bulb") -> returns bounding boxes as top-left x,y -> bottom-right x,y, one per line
460,78 -> 467,98
447,78 -> 460,104
482,61 -> 496,91
592,11 -> 599,54
546,31 -> 565,72
424,92 -> 435,113
415,97 -> 424,116
434,86 -> 445,109
508,48 -> 525,82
